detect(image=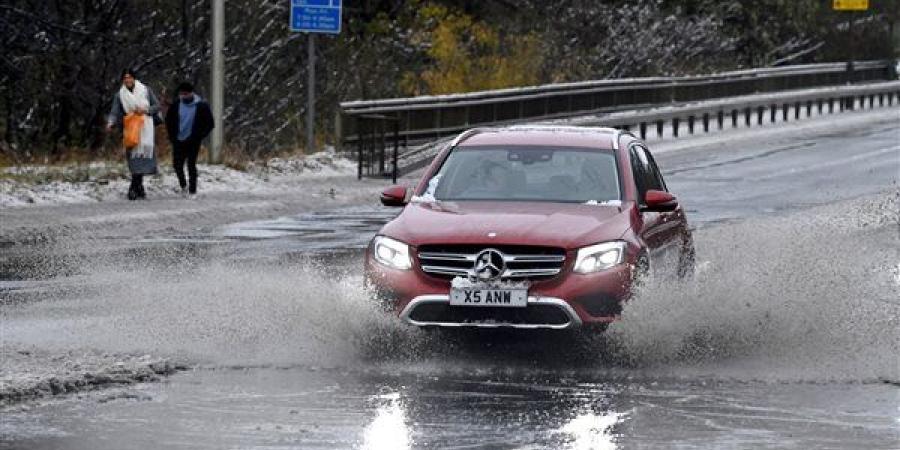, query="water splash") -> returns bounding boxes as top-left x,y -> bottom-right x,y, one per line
3,192 -> 897,383
609,191 -> 900,381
